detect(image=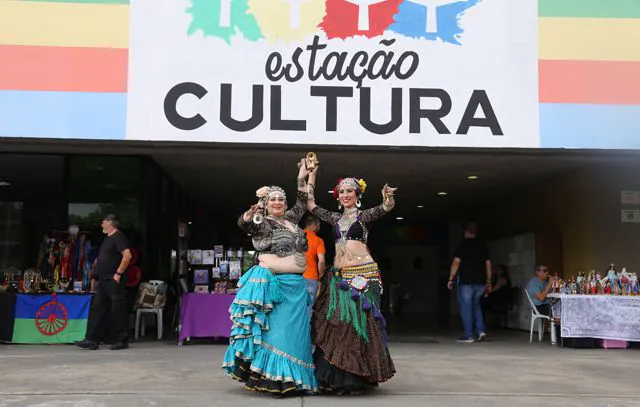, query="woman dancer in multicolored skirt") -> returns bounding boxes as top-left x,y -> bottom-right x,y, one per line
222,159 -> 318,397
305,160 -> 397,395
